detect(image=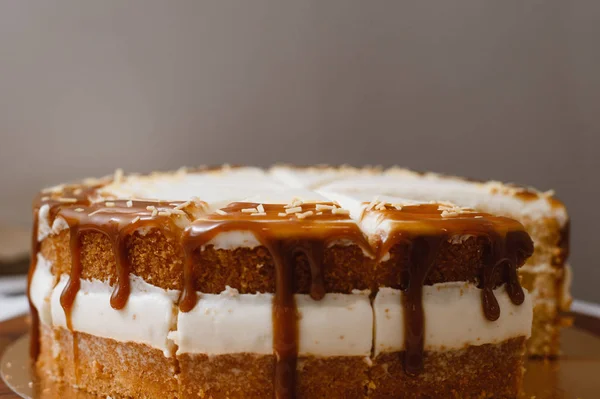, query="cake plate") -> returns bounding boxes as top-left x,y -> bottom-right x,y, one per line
2,314 -> 600,398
